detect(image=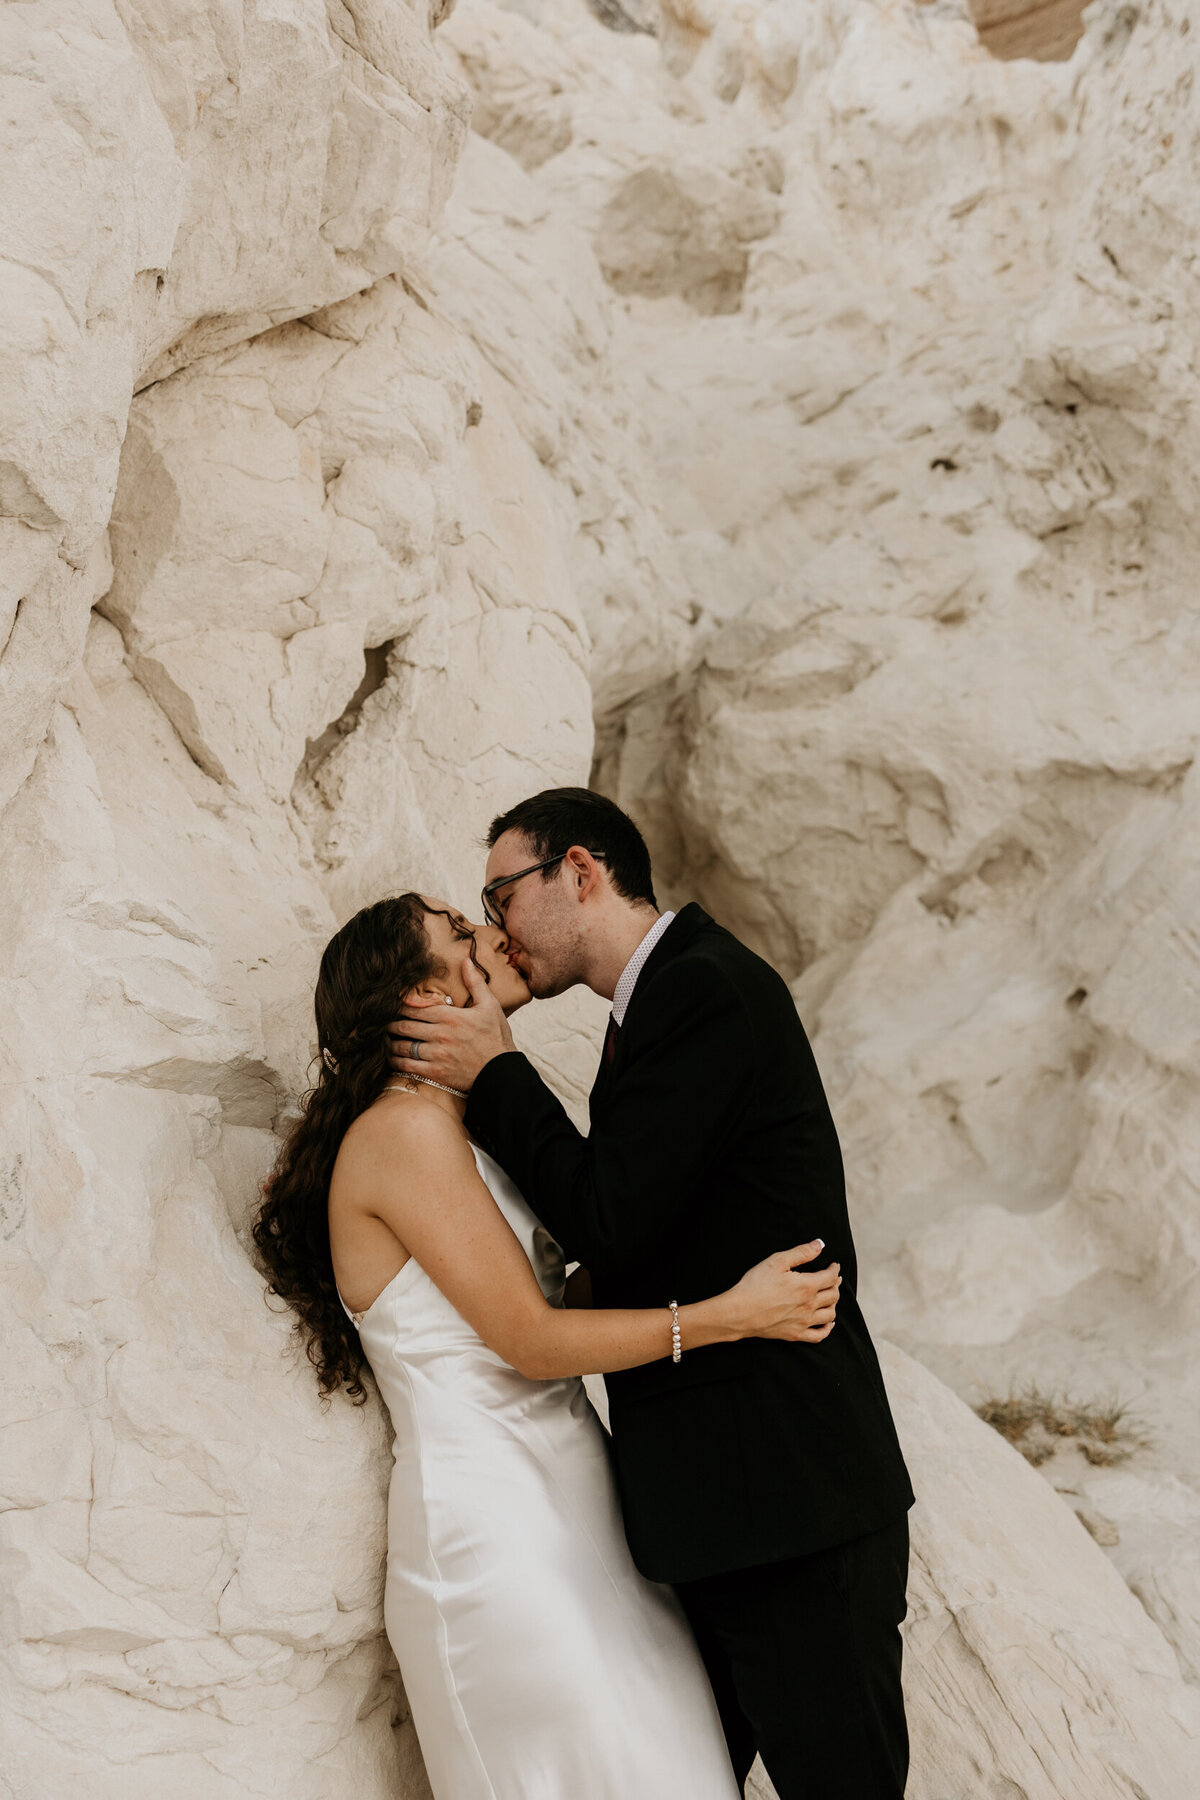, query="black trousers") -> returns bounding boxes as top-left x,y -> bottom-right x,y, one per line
675,1514 -> 910,1799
